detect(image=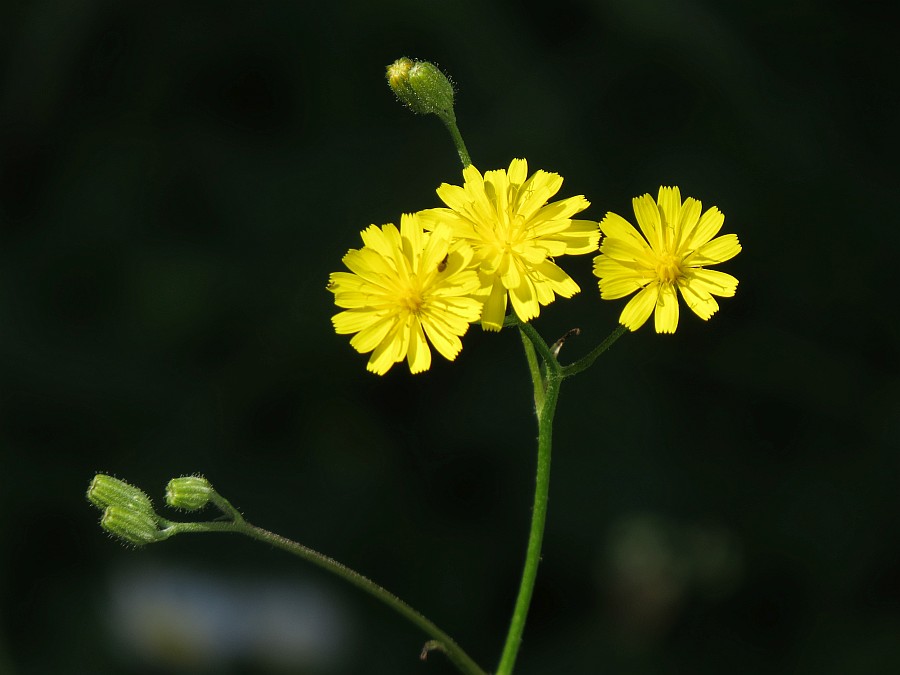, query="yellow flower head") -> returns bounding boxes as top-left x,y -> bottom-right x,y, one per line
419,159 -> 599,331
593,186 -> 741,333
328,213 -> 483,375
